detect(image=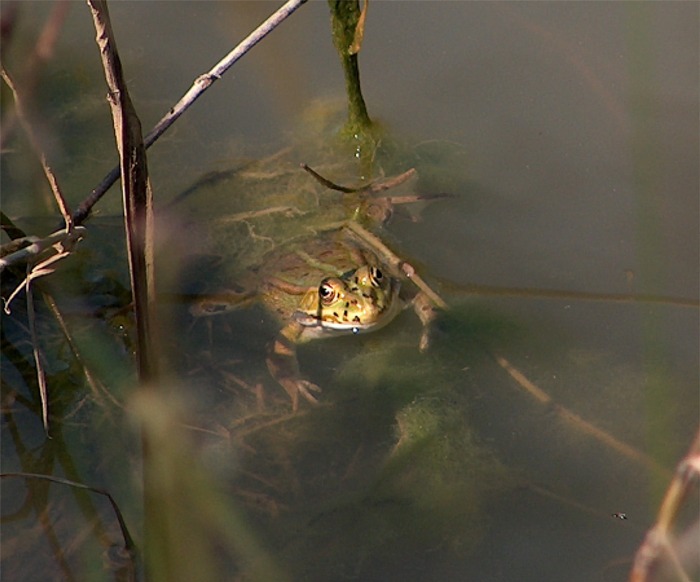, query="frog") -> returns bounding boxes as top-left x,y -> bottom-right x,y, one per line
189,165 -> 446,410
